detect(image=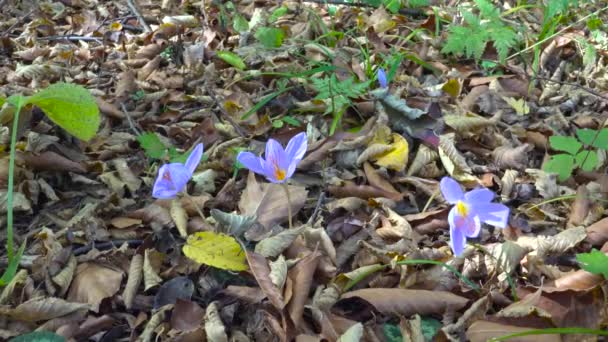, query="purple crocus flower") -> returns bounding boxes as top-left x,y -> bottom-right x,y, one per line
440,177 -> 510,256
237,132 -> 307,183
153,143 -> 204,199
377,68 -> 387,88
